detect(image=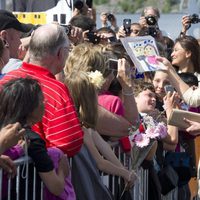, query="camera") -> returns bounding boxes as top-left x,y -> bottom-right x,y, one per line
61,25 -> 72,36
86,31 -> 101,44
147,27 -> 158,38
145,15 -> 157,26
108,59 -> 118,71
107,13 -> 114,21
74,0 -> 84,10
123,19 -> 131,35
108,58 -> 118,76
189,13 -> 200,24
